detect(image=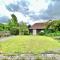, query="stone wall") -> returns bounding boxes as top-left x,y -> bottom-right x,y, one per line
0,31 -> 10,37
